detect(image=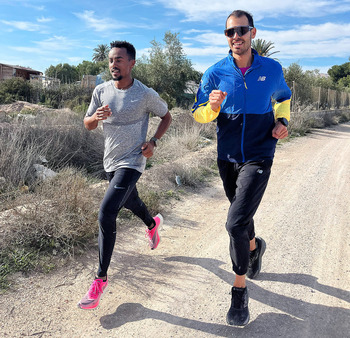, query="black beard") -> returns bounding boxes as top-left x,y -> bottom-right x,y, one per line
112,75 -> 123,81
